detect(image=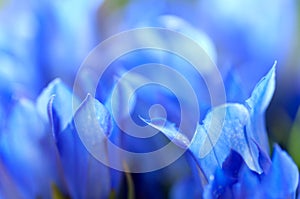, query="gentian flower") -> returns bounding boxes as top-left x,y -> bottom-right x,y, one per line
99,0 -> 299,129
0,97 -> 61,198
227,144 -> 299,199
144,65 -> 299,198
198,0 -> 297,66
0,0 -> 103,97
38,79 -> 122,199
0,78 -> 123,198
35,0 -> 103,85
0,0 -> 41,101
0,1 -> 299,198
